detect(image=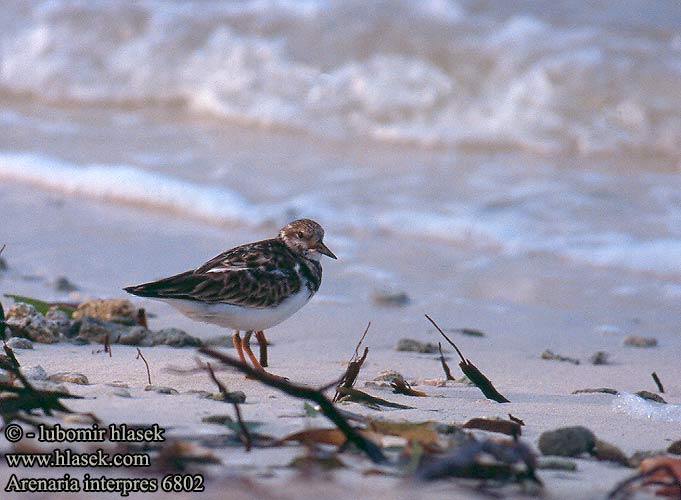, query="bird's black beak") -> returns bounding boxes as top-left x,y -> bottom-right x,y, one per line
316,241 -> 337,259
